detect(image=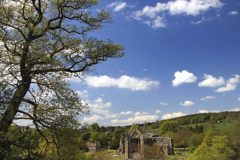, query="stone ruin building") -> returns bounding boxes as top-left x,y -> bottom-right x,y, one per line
119,127 -> 174,159
86,141 -> 102,153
